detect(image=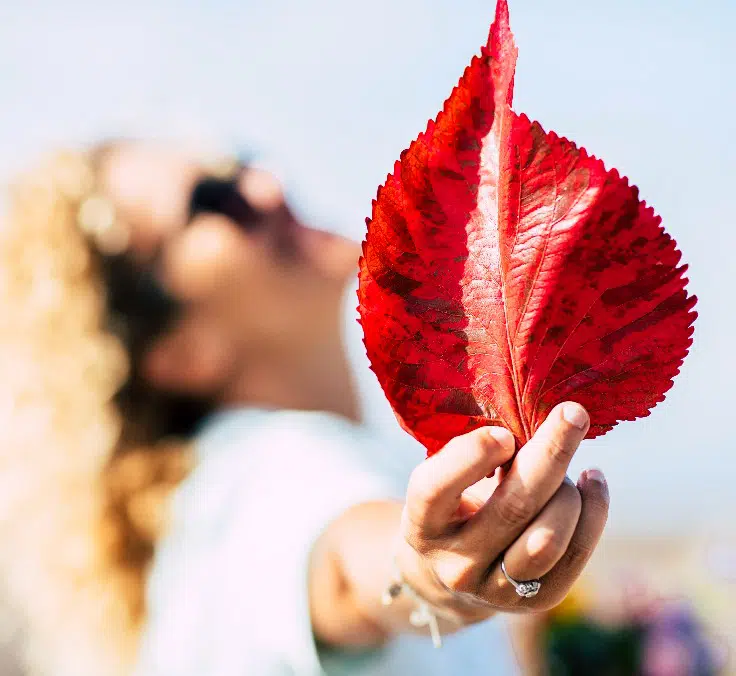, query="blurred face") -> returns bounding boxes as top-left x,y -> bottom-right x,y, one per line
97,141 -> 360,396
